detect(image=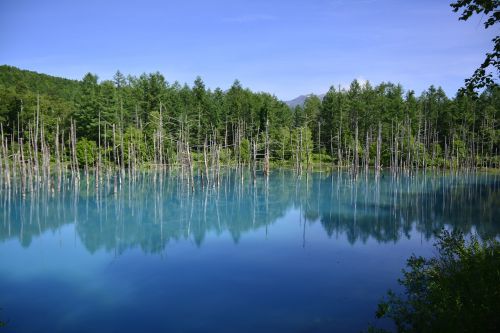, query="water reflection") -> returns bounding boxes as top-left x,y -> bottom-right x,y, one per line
1,170 -> 499,253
